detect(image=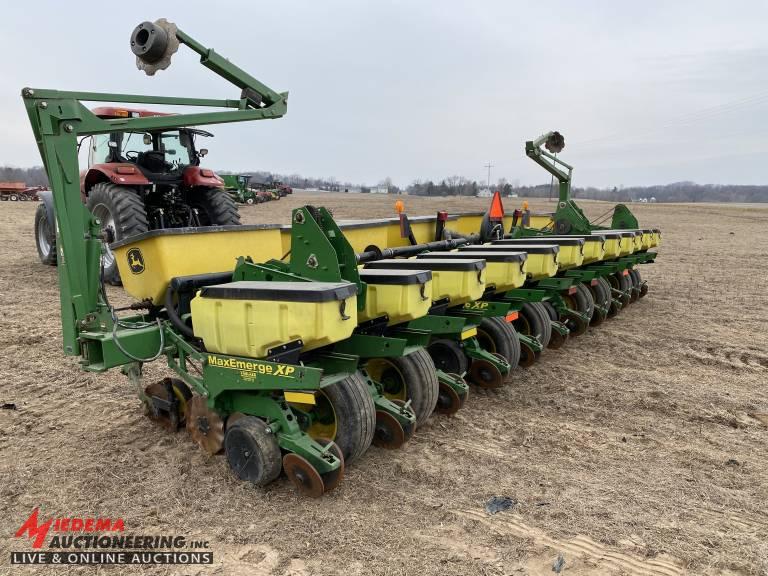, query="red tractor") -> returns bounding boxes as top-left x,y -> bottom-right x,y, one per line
35,107 -> 240,283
